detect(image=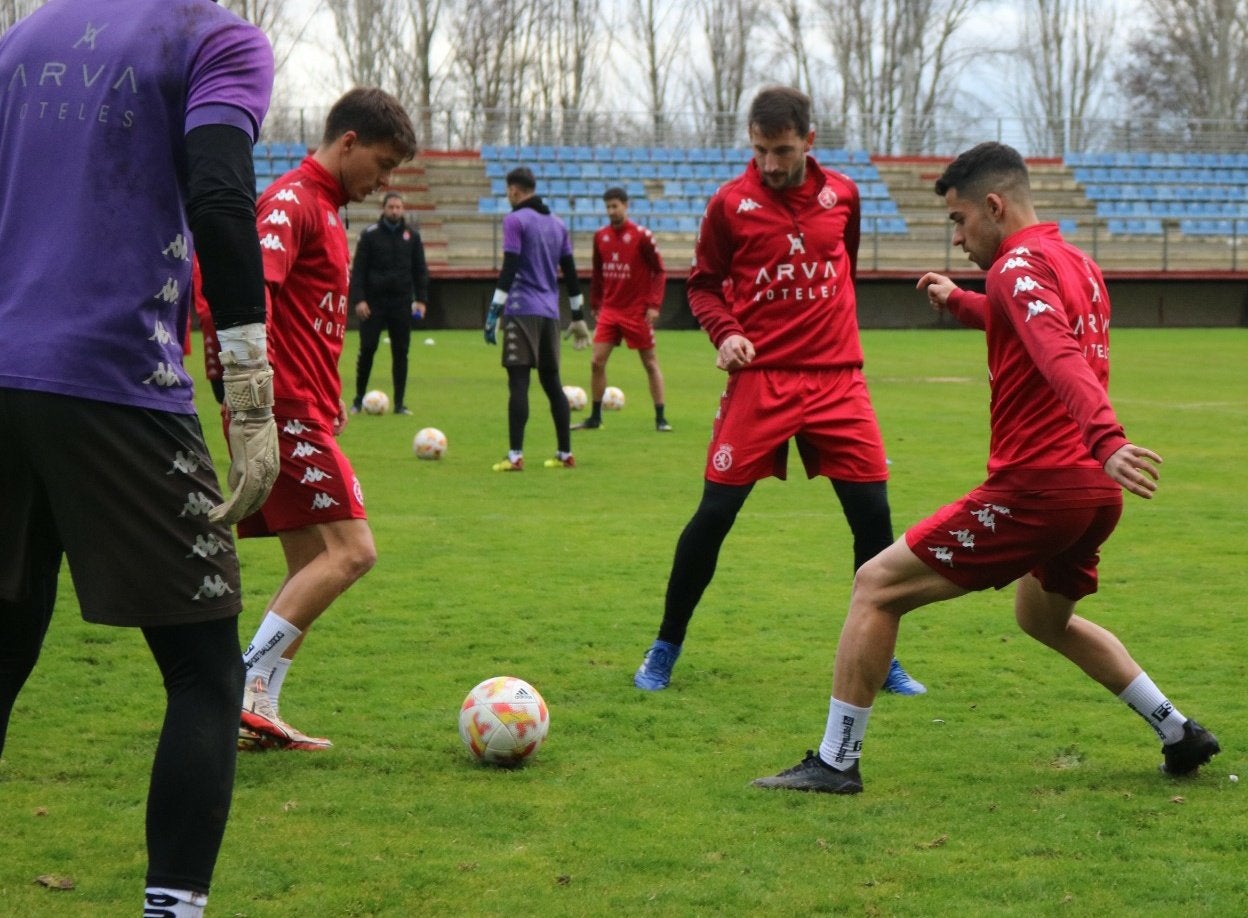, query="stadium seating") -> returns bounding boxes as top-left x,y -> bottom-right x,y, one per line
476,144 -> 908,234
1069,151 -> 1248,236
